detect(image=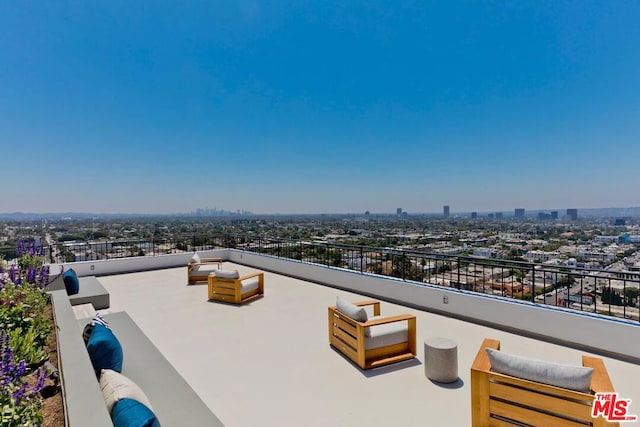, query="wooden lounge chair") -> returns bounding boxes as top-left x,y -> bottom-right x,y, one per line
207,270 -> 264,304
186,253 -> 222,284
471,338 -> 619,427
328,299 -> 416,369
